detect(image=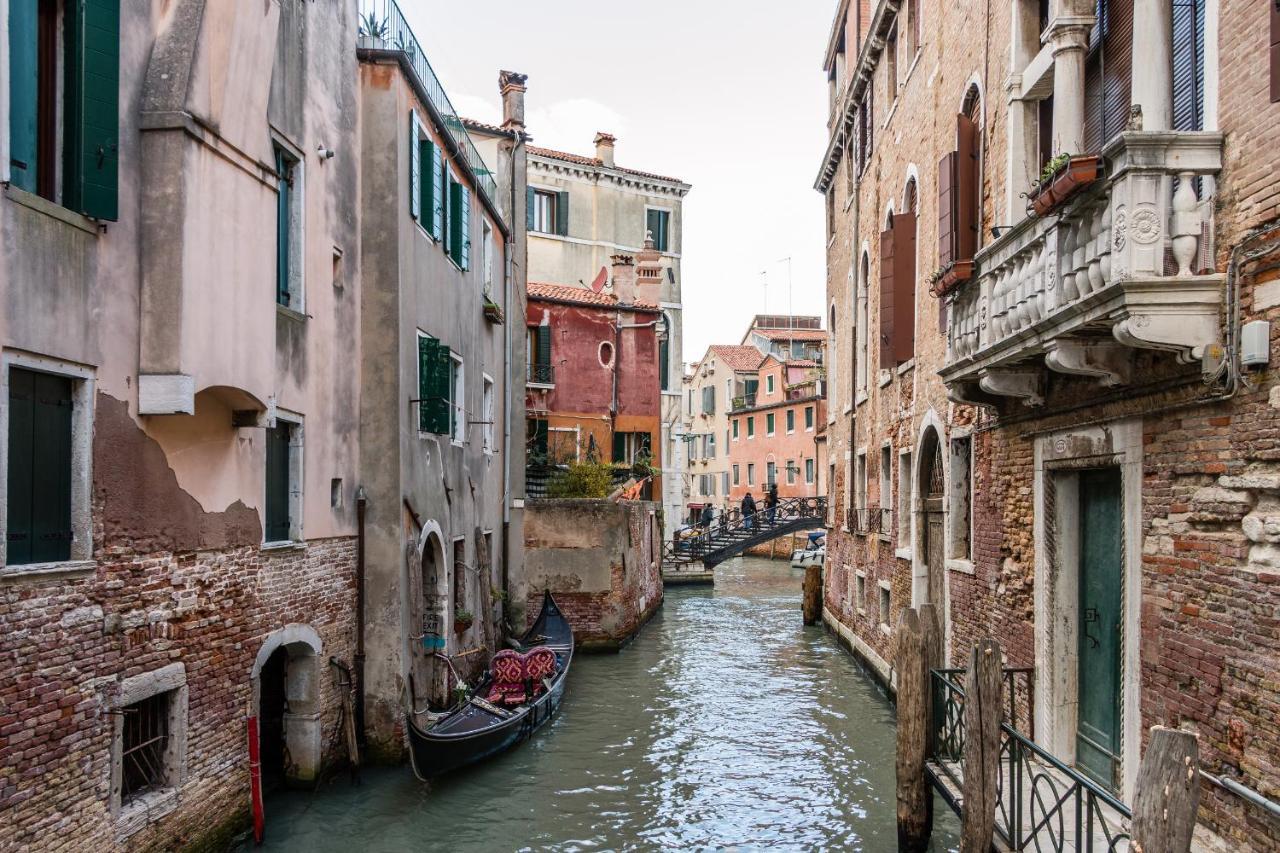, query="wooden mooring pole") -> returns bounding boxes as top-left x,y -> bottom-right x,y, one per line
960,638 -> 1003,853
894,604 -> 942,852
1132,727 -> 1201,853
801,562 -> 822,625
